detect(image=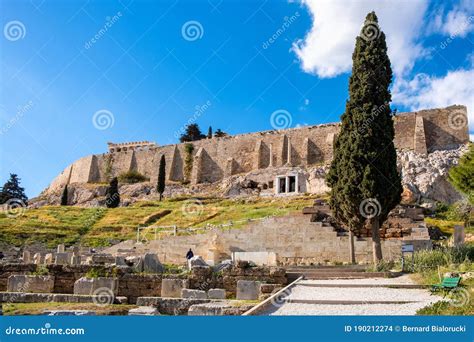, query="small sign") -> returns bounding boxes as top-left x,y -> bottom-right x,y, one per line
402,244 -> 414,252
